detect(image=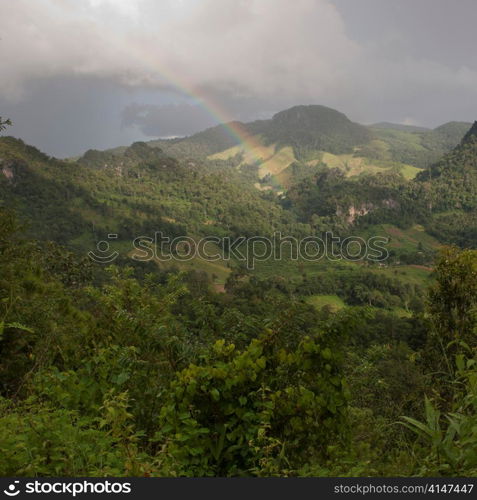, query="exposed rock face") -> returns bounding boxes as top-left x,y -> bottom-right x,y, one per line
2,166 -> 14,180
382,198 -> 399,209
1,160 -> 15,181
345,204 -> 373,224
337,198 -> 400,224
